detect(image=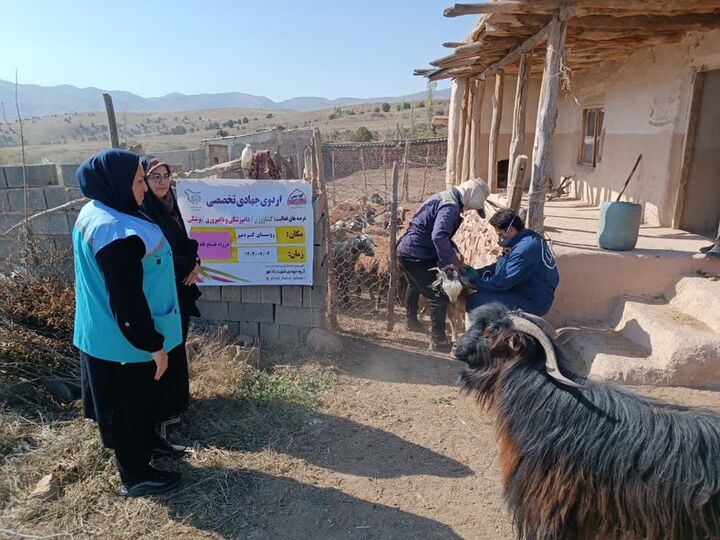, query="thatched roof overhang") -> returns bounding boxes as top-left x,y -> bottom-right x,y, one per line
416,1 -> 720,81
